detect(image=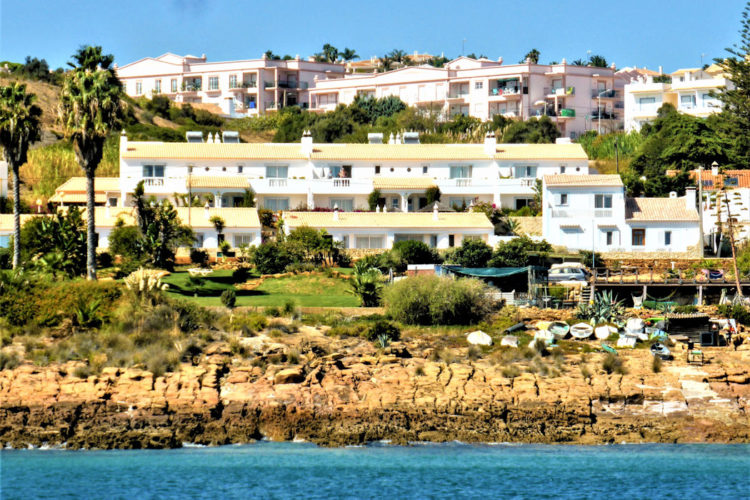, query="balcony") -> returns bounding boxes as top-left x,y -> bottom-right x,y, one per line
311,178 -> 373,193
545,87 -> 575,97
143,178 -> 165,187
592,89 -> 618,98
447,92 -> 469,100
231,81 -> 257,90
590,110 -> 617,120
488,86 -> 520,98
551,208 -> 614,218
437,178 -> 536,195
180,81 -> 202,92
